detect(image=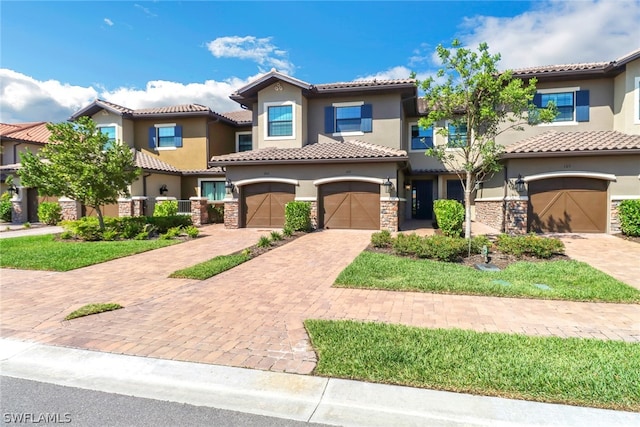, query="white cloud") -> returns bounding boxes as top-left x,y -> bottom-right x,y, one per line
206,36 -> 295,75
134,3 -> 157,18
0,69 -> 257,123
458,0 -> 640,69
104,18 -> 114,26
357,66 -> 417,81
